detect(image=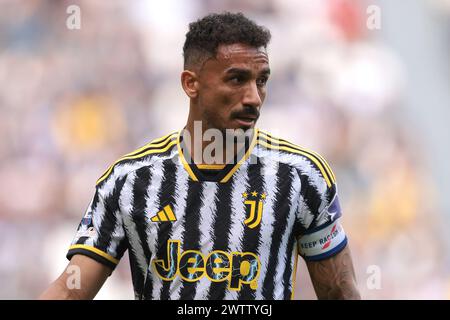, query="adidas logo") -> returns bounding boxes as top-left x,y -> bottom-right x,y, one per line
150,205 -> 177,222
